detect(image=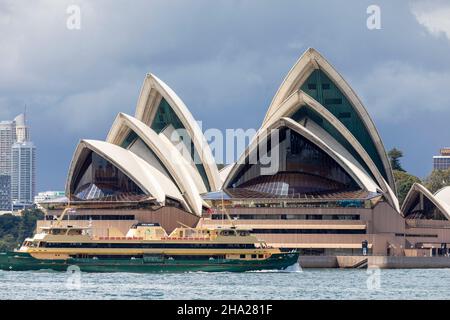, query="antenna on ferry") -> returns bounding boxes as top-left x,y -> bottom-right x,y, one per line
221,190 -> 236,228
55,185 -> 72,227
221,191 -> 224,227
